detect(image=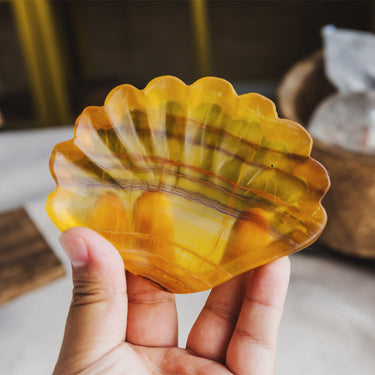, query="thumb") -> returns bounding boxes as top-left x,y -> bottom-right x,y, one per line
55,227 -> 127,373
